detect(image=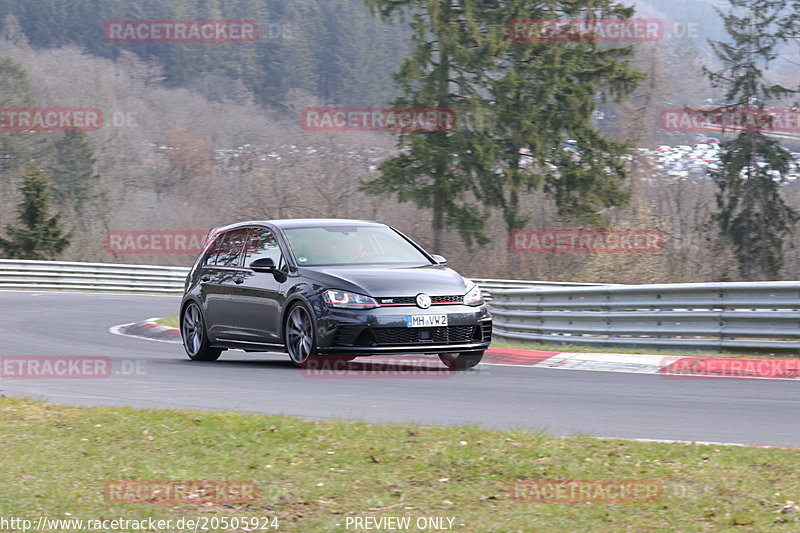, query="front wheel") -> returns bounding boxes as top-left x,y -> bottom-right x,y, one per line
284,303 -> 317,366
181,302 -> 222,361
439,350 -> 484,370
